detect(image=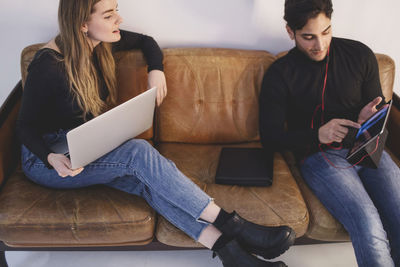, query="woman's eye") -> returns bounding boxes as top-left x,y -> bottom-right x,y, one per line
104,15 -> 112,19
